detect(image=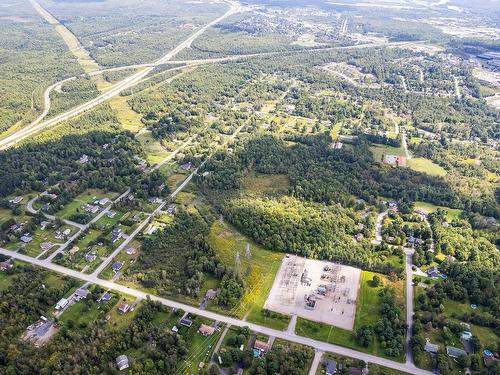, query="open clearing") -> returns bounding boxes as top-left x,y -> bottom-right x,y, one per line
264,256 -> 361,330
407,157 -> 447,177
